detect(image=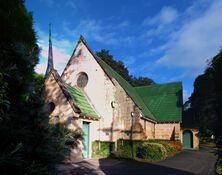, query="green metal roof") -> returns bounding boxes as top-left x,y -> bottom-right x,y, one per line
64,84 -> 99,119
78,36 -> 182,122
135,82 -> 183,122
